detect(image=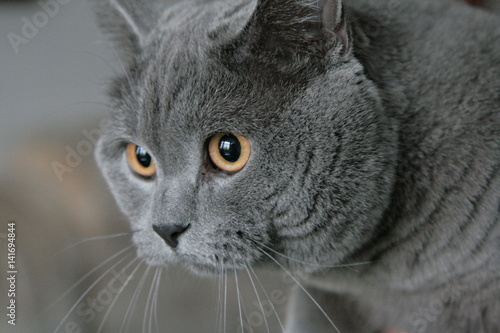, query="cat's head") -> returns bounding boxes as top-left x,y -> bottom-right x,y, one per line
95,0 -> 397,275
